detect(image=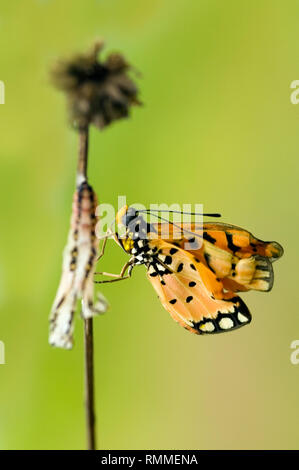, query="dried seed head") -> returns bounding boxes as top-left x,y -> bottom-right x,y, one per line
50,41 -> 141,130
